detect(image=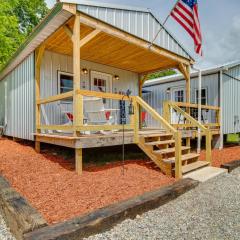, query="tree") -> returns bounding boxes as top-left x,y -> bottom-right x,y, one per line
0,0 -> 48,70
147,69 -> 177,80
